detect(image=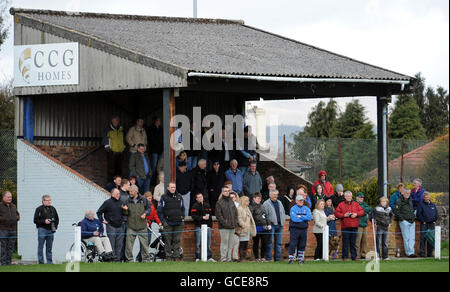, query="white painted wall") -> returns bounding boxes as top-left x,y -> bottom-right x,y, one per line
17,139 -> 110,263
